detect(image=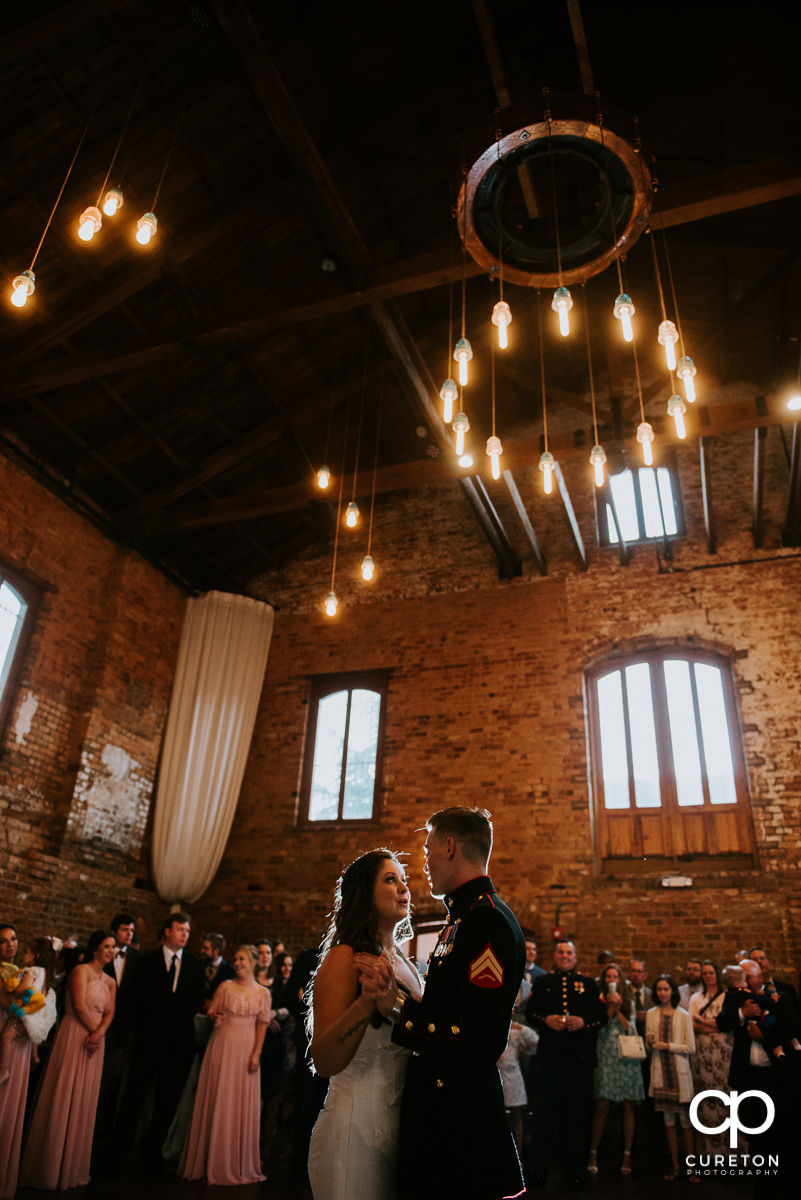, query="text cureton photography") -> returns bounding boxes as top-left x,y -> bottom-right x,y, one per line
686,1153 -> 780,1178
